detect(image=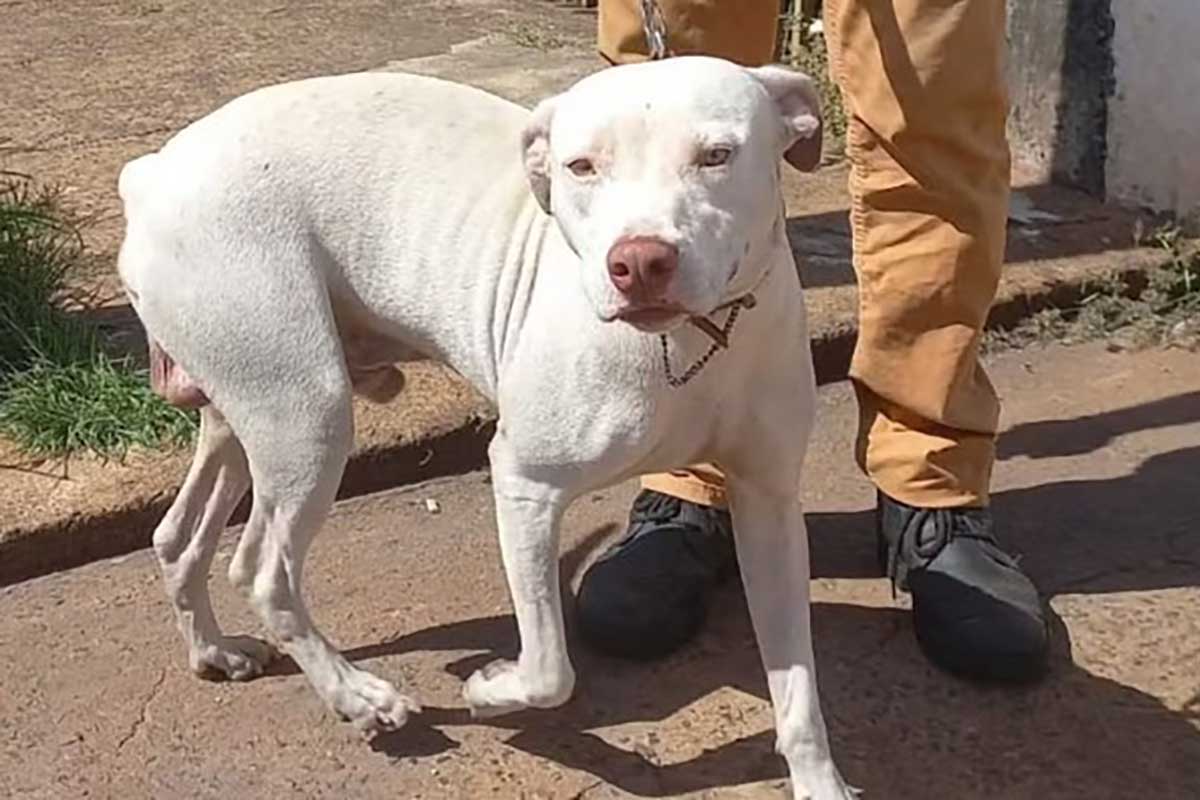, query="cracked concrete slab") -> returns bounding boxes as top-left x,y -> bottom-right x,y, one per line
382,33 -> 599,109
1,342 -> 1197,799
